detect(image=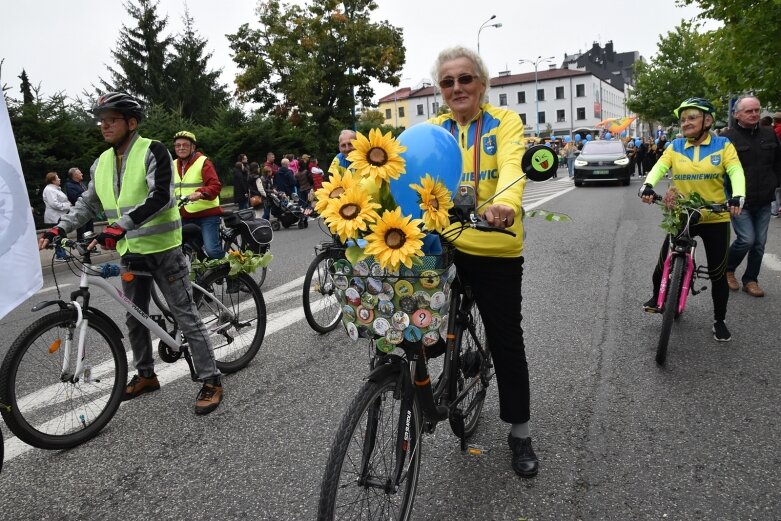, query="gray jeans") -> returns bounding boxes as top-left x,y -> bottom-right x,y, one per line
122,247 -> 220,382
